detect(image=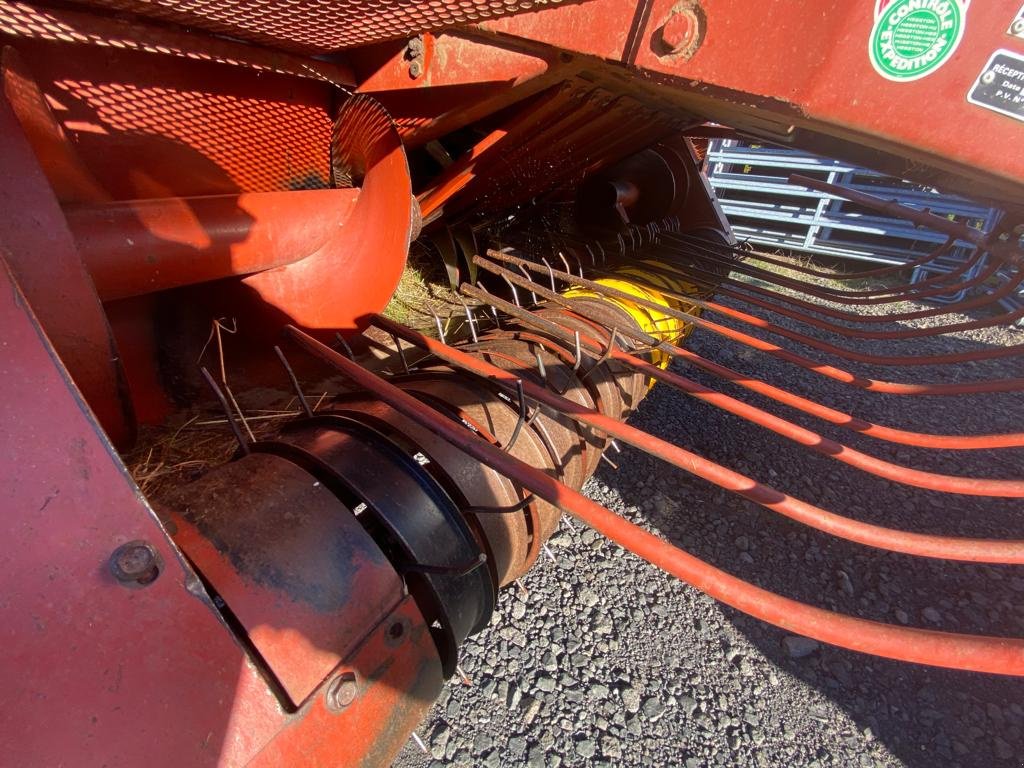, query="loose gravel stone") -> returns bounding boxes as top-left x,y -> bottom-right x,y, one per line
394,254 -> 1024,768
783,636 -> 820,659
